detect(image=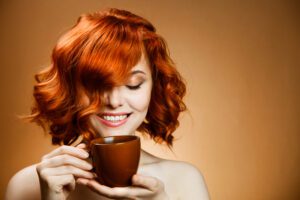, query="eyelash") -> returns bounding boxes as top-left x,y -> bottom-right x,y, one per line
126,83 -> 143,90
